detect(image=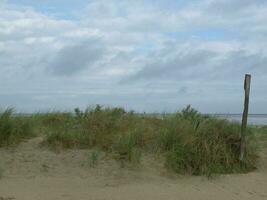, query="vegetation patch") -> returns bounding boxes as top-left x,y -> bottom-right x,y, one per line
161,106 -> 256,175
0,165 -> 3,179
0,108 -> 34,147
38,105 -> 258,175
0,105 -> 260,175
